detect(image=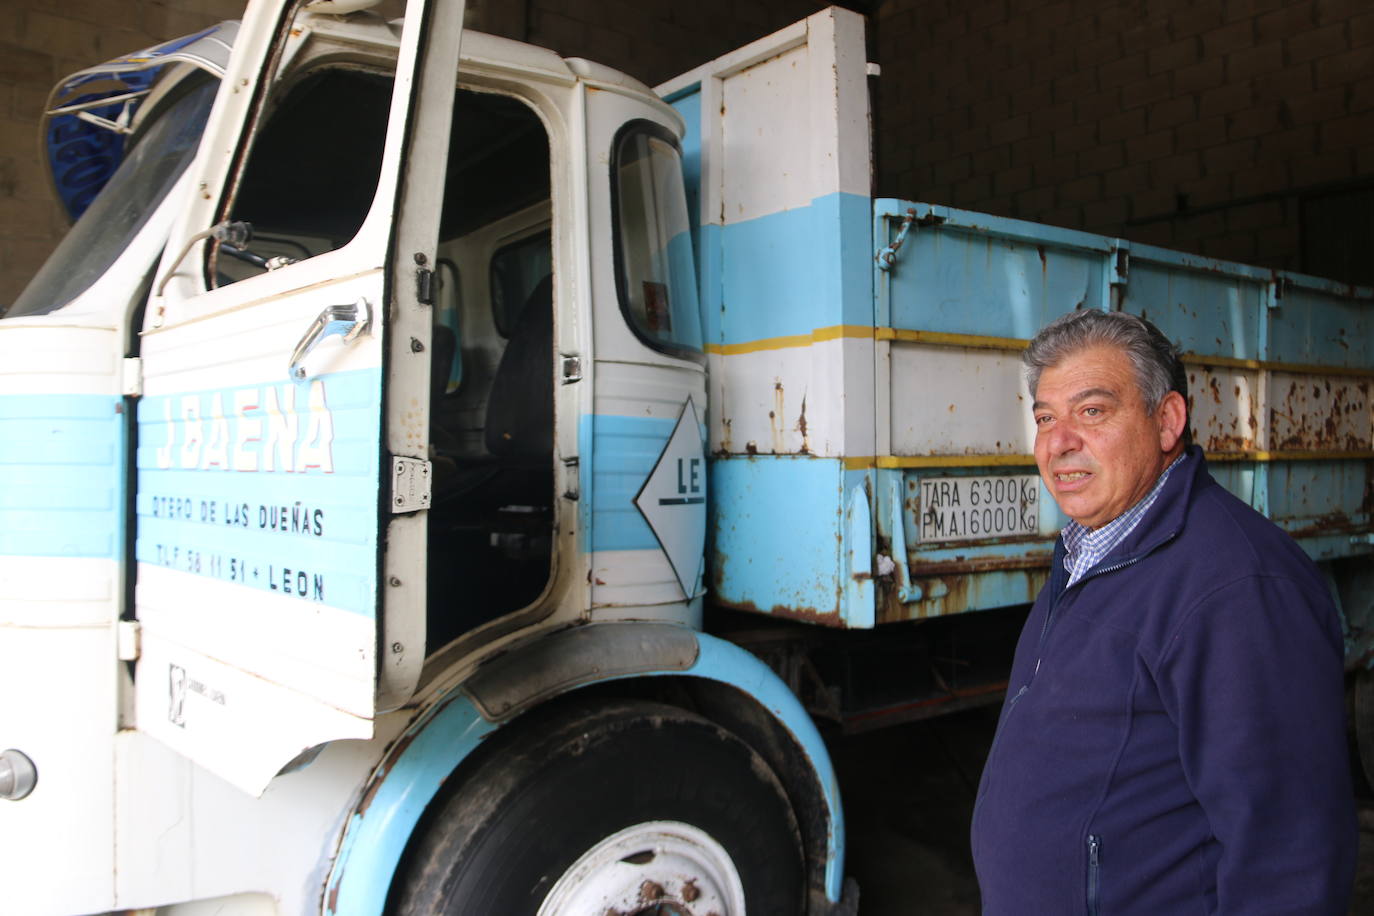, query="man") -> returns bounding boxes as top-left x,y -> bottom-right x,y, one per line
970,310 -> 1357,914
